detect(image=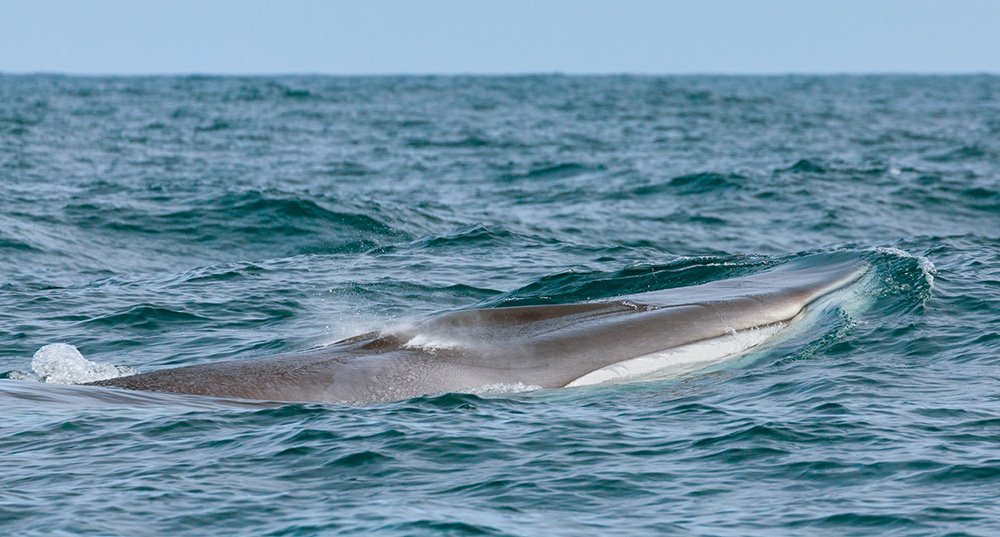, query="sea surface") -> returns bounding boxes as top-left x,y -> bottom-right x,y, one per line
1,74 -> 999,536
